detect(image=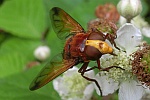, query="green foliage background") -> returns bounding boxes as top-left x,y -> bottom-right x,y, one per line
0,0 -> 149,100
